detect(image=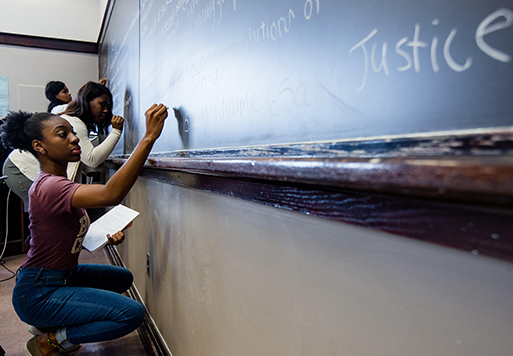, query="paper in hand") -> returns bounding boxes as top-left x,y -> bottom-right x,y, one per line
83,204 -> 140,253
